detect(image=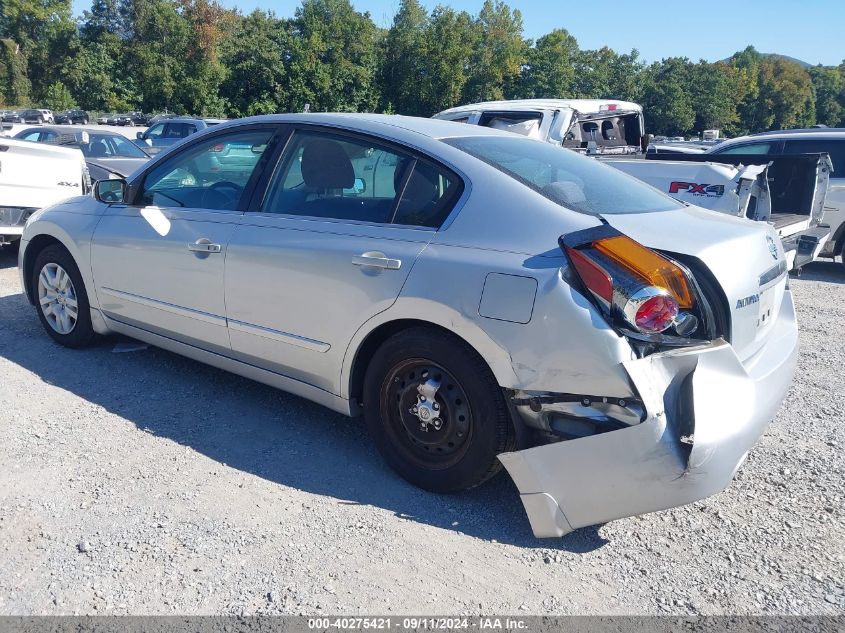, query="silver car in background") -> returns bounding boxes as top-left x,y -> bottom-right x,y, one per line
18,114 -> 797,538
